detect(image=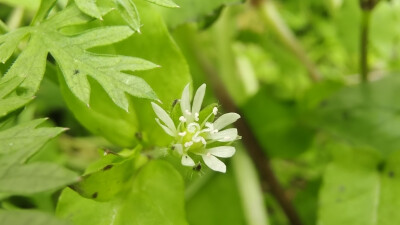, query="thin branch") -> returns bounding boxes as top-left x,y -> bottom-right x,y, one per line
197,53 -> 304,225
